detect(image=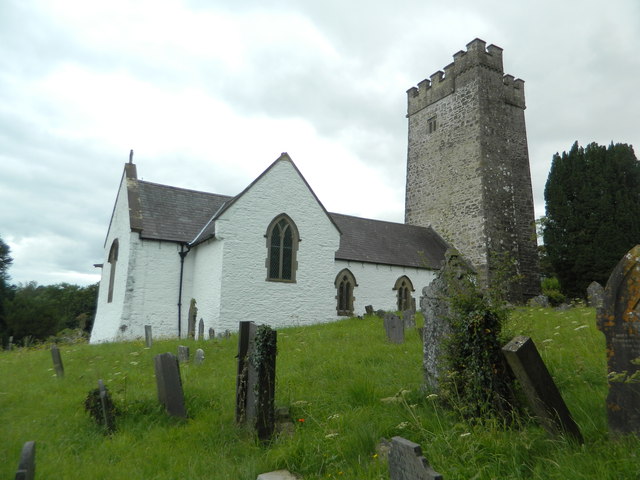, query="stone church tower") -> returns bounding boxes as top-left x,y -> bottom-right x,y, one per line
404,38 -> 539,300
